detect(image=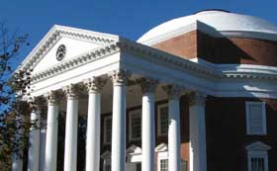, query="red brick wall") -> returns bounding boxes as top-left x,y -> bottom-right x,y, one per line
100,96 -> 277,171
152,30 -> 277,66
100,97 -> 190,171
205,97 -> 277,171
153,31 -> 198,59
